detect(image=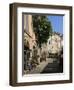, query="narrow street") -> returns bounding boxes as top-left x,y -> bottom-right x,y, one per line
24,57 -> 63,74
24,58 -> 53,74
